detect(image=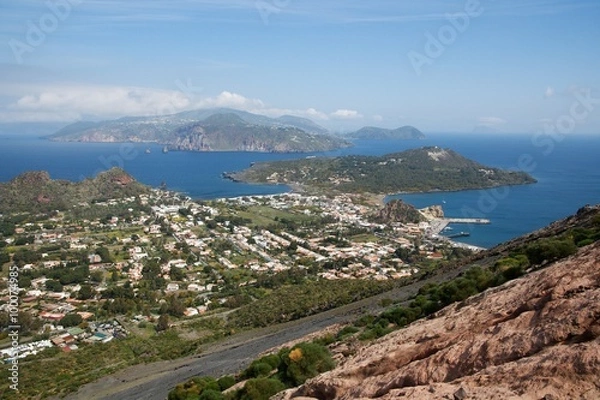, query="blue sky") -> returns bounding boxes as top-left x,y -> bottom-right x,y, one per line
1,0 -> 599,133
